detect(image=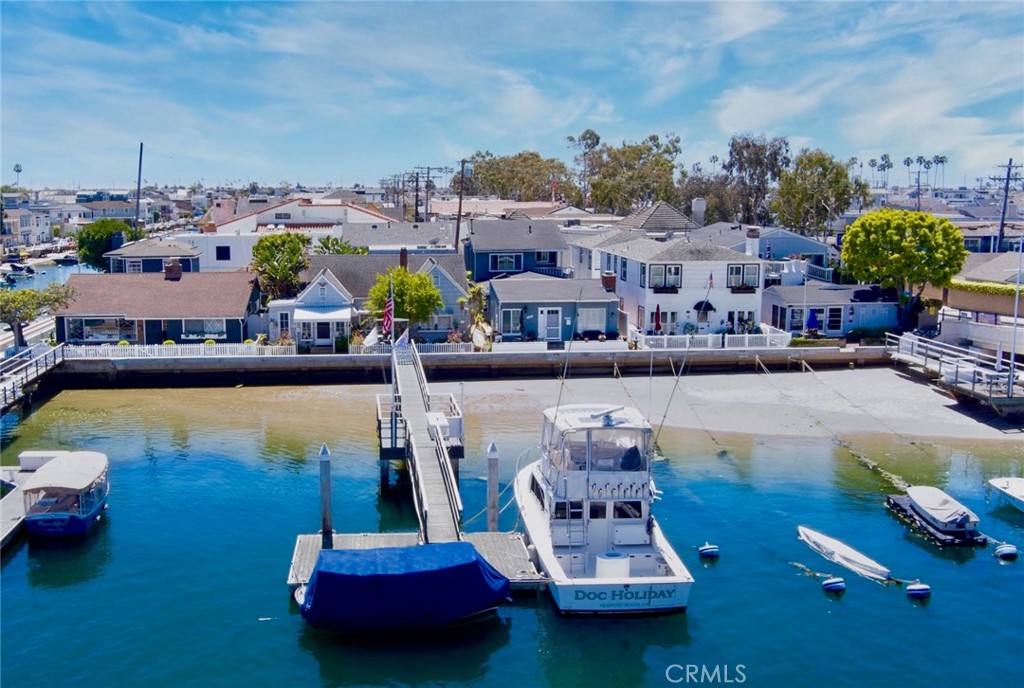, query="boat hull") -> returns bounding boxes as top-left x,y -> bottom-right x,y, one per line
989,478 -> 1024,514
886,495 -> 986,546
25,504 -> 105,538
